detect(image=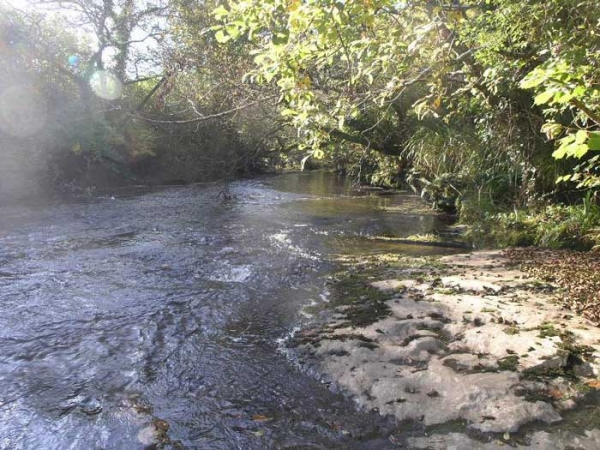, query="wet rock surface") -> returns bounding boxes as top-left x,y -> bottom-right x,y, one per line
287,250 -> 600,448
